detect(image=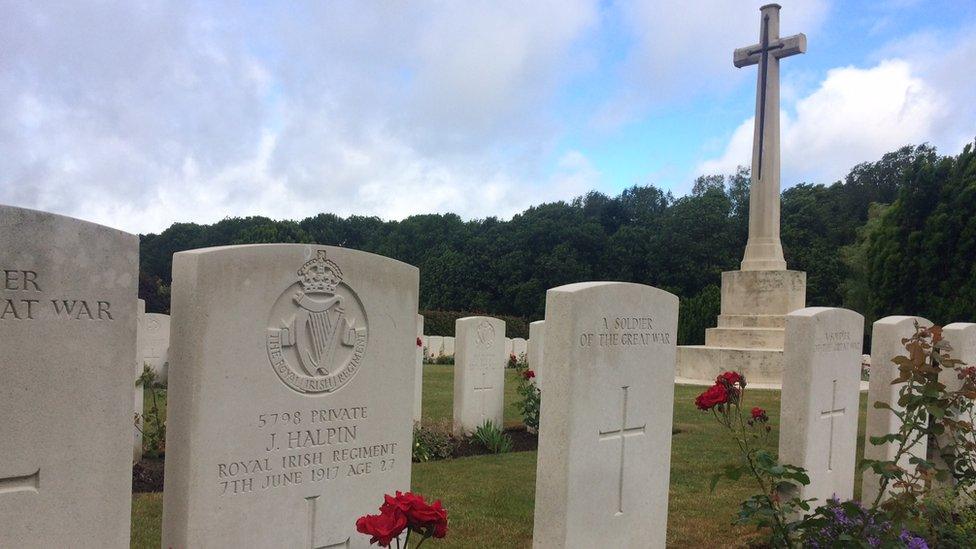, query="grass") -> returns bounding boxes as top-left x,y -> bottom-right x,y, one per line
132,367 -> 871,548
